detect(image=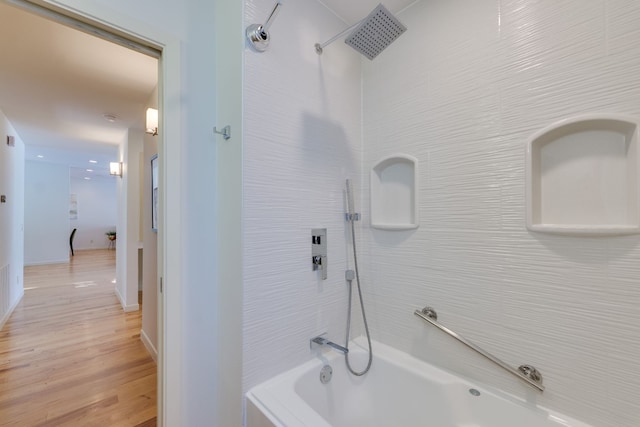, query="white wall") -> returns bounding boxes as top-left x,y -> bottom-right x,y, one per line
242,0 -> 363,394
0,109 -> 25,329
70,175 -> 117,250
115,129 -> 142,312
211,1 -> 243,425
361,1 -> 640,426
24,161 -> 69,265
